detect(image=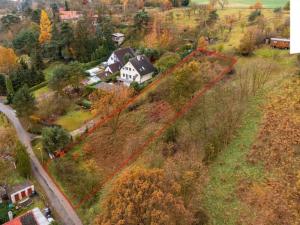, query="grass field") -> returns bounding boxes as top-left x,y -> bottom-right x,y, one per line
191,0 -> 288,8
202,95 -> 265,225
